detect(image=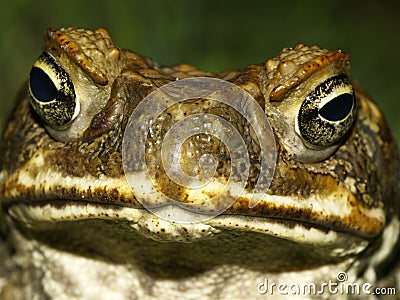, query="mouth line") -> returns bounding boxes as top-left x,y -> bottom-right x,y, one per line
4,198 -> 373,239
5,197 -> 374,268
